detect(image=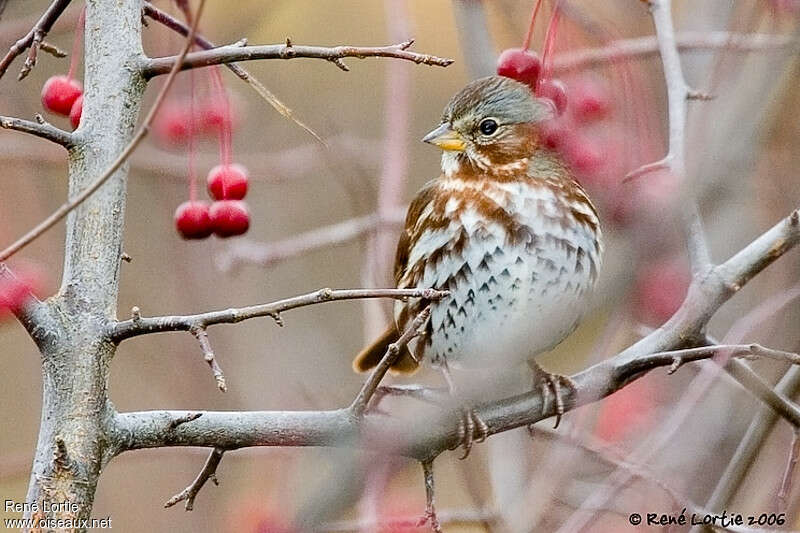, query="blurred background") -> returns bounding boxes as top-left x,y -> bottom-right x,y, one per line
1,0 -> 800,531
